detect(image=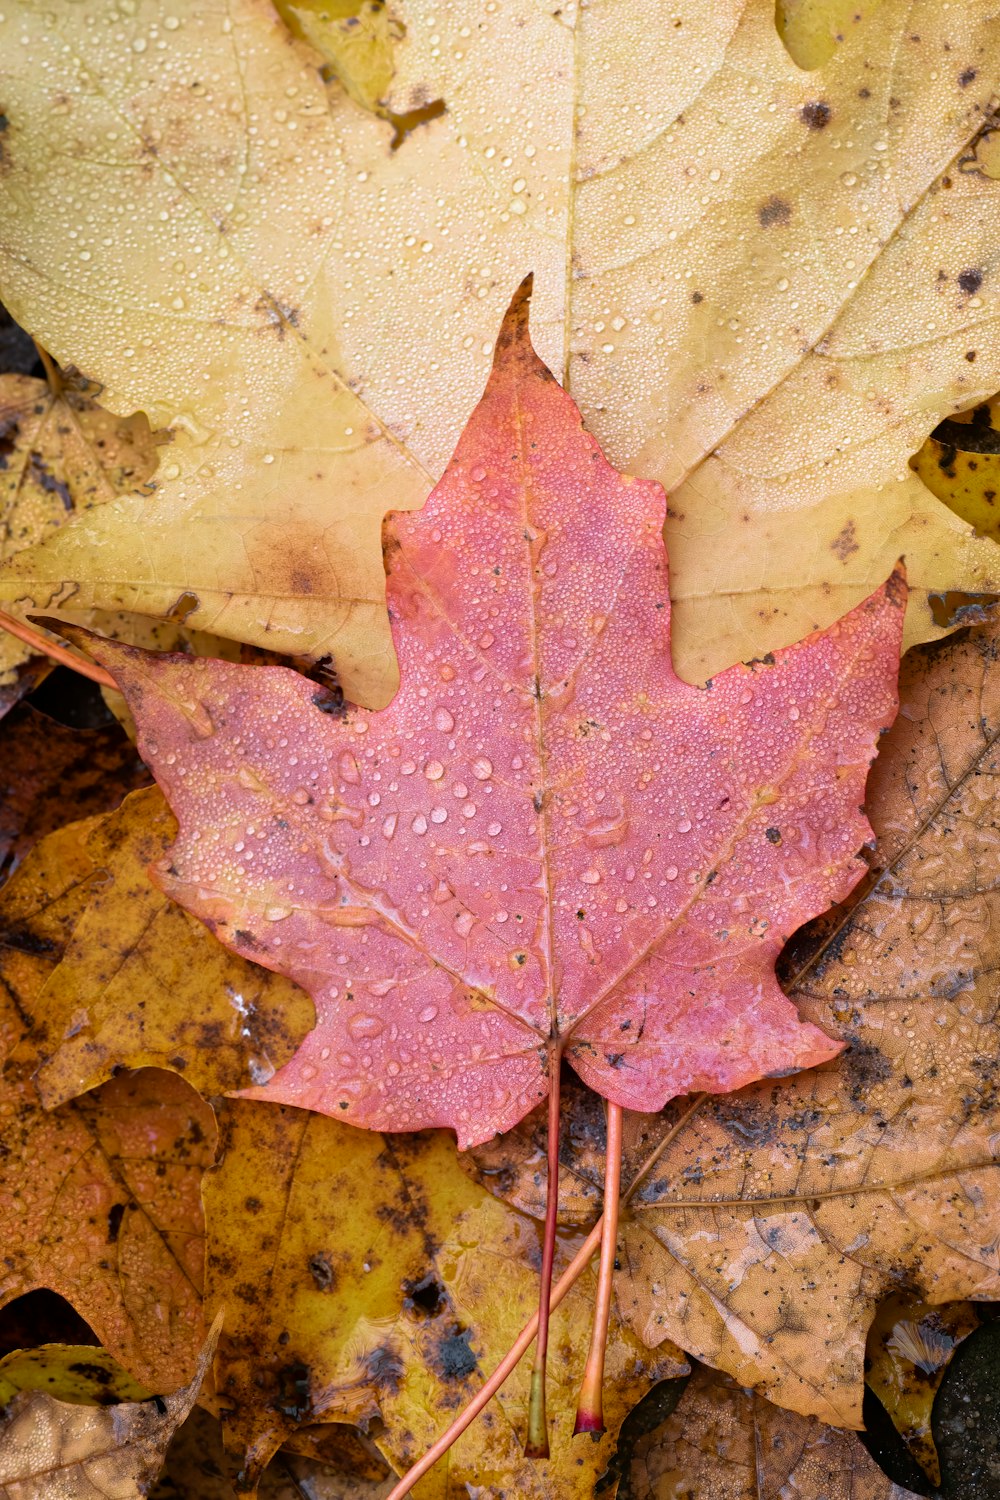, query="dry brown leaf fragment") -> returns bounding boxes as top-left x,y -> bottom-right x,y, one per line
1,0 -> 999,695
30,786 -> 315,1108
0,1317 -> 219,1500
625,1364 -> 920,1500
